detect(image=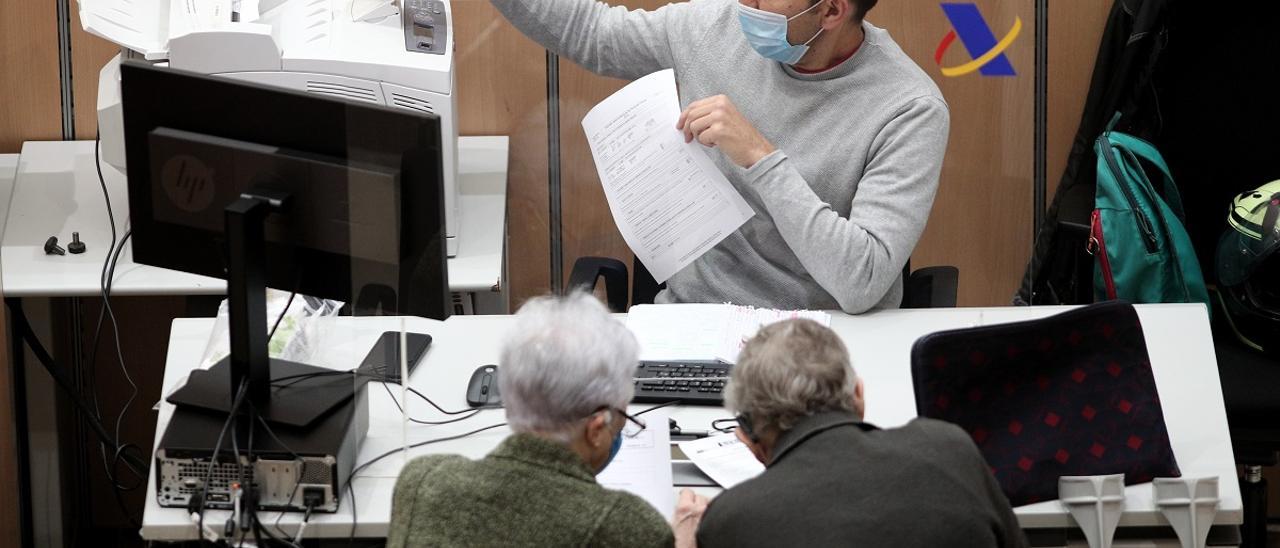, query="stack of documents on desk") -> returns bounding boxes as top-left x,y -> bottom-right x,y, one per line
627,304 -> 831,363
582,69 -> 755,283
